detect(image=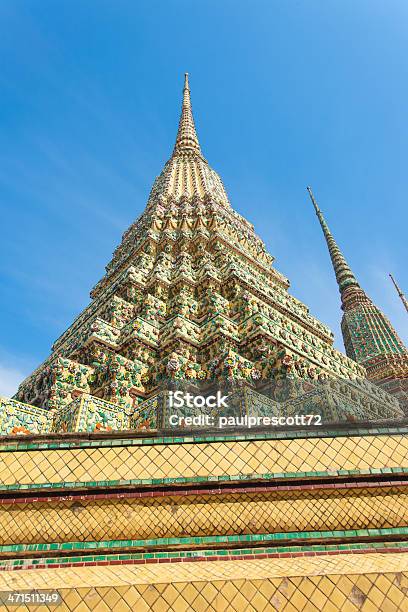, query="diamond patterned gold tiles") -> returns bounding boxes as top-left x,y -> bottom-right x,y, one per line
1,430 -> 408,610
1,434 -> 407,490
1,486 -> 408,546
0,554 -> 407,610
